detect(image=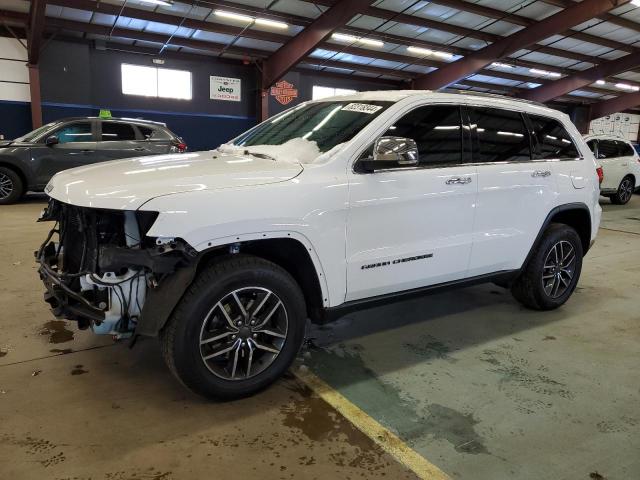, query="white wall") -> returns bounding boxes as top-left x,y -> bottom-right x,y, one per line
0,37 -> 30,103
589,112 -> 640,142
